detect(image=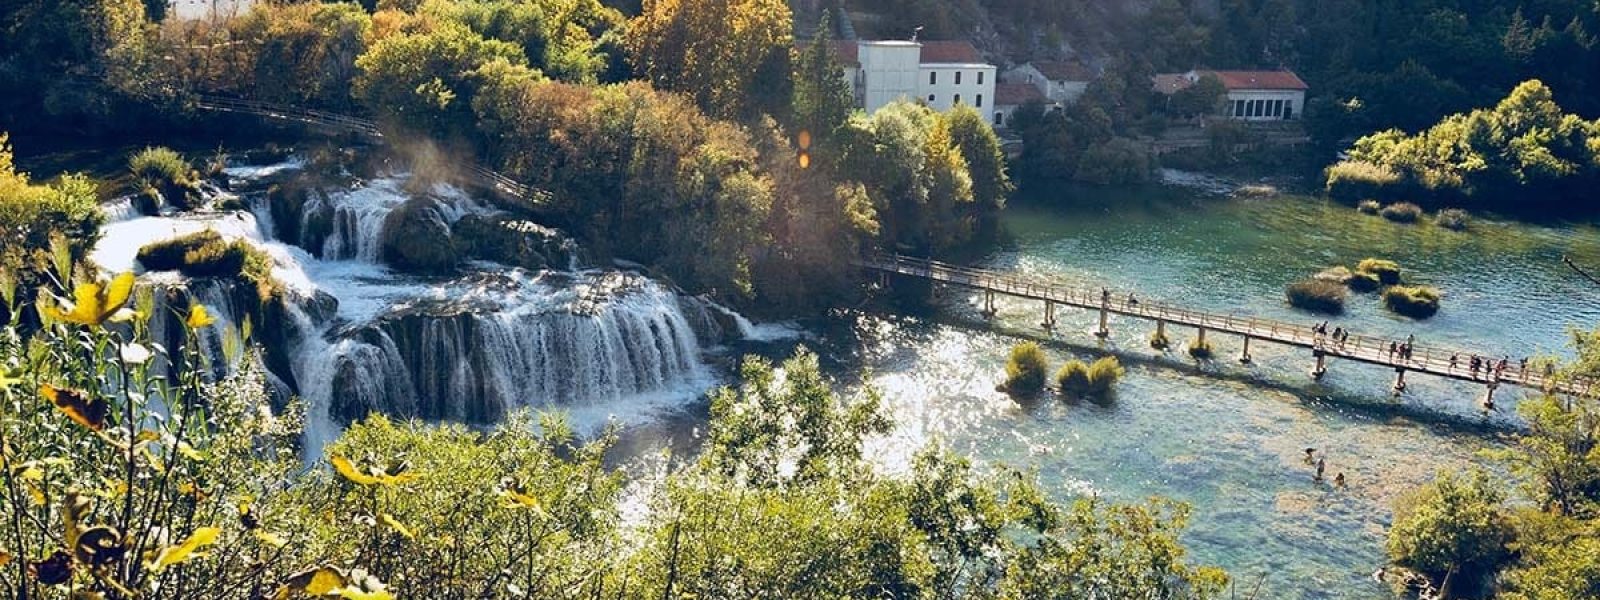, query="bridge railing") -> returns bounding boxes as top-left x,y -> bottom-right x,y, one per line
862,253 -> 1597,394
